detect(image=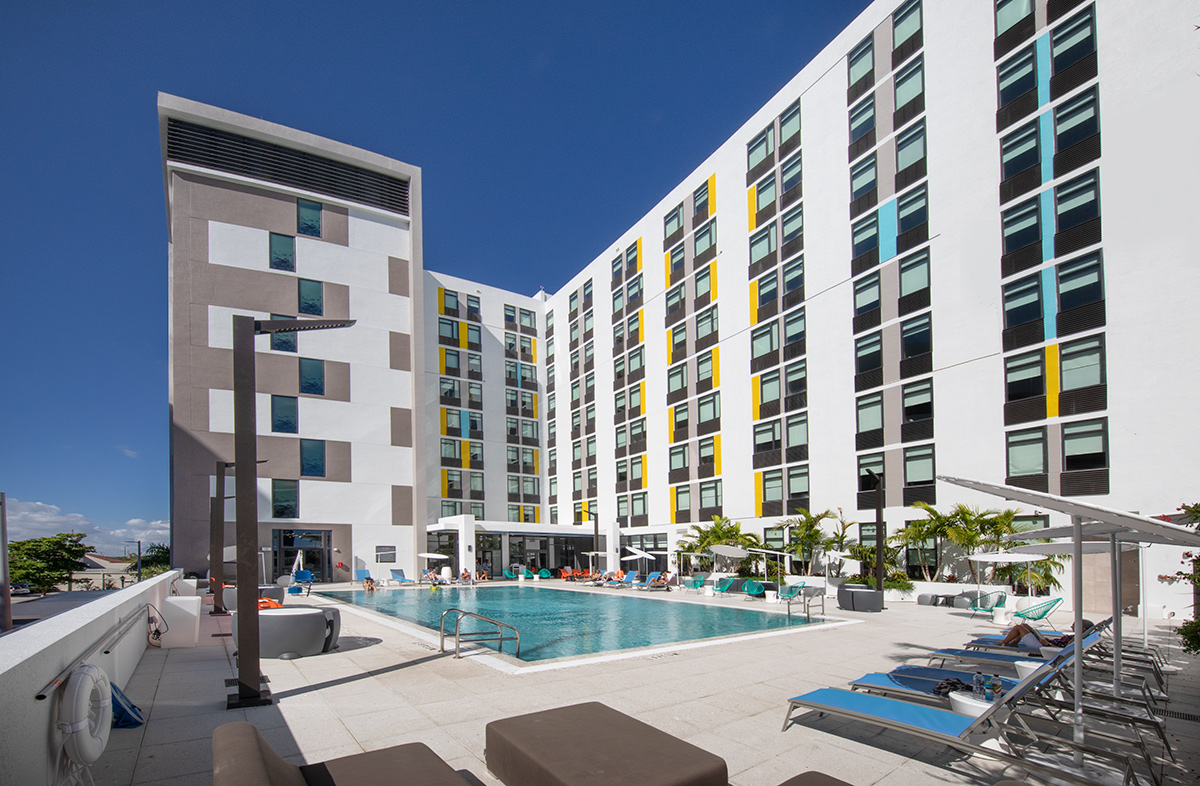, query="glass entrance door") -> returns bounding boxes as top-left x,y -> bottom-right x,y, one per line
273,529 -> 333,582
